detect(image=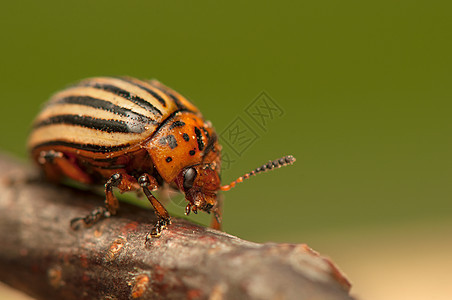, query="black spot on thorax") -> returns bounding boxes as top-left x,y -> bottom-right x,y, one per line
159,135 -> 178,149
169,120 -> 186,130
194,127 -> 204,151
